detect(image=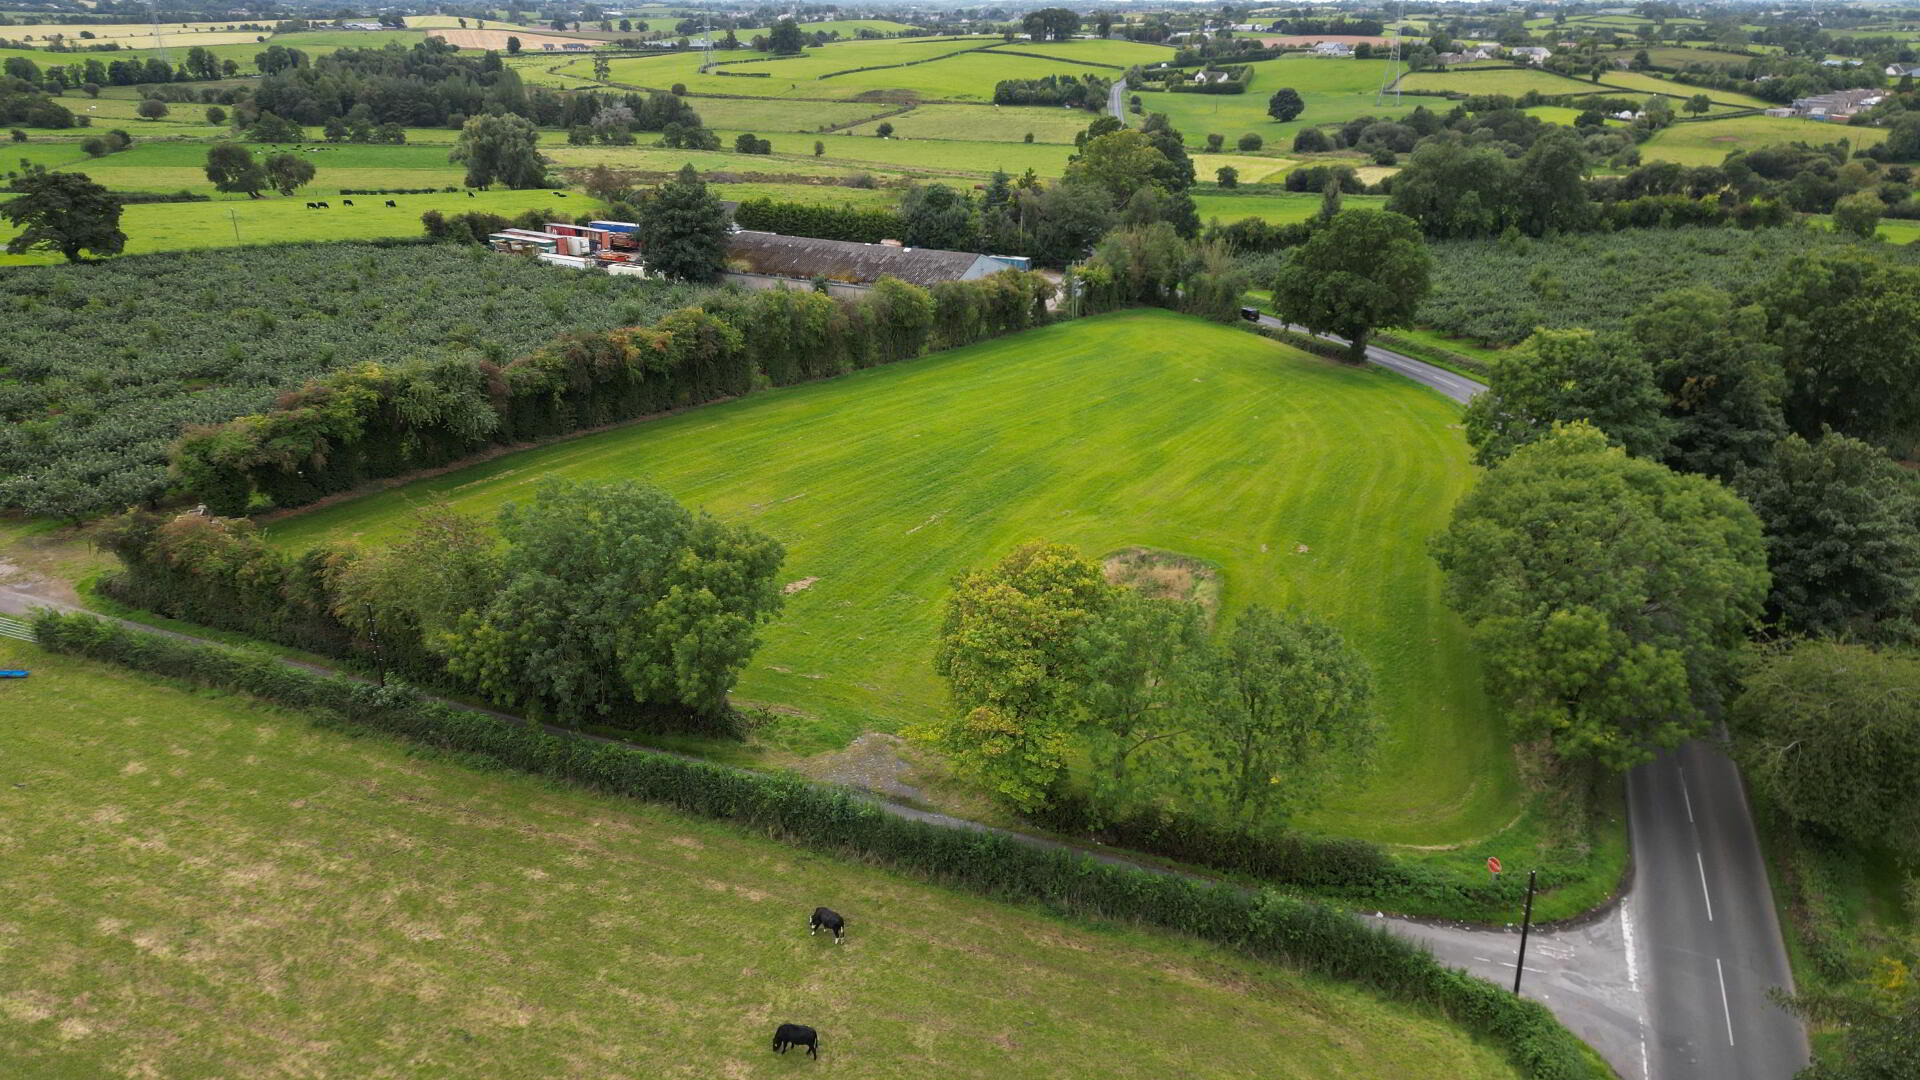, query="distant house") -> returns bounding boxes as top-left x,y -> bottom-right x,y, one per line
340,21 -> 383,31
1821,58 -> 1863,68
1189,68 -> 1233,84
1789,88 -> 1883,120
1508,46 -> 1552,64
560,41 -> 591,50
1888,63 -> 1920,78
1437,46 -> 1496,65
722,231 -> 1025,297
1311,41 -> 1353,57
